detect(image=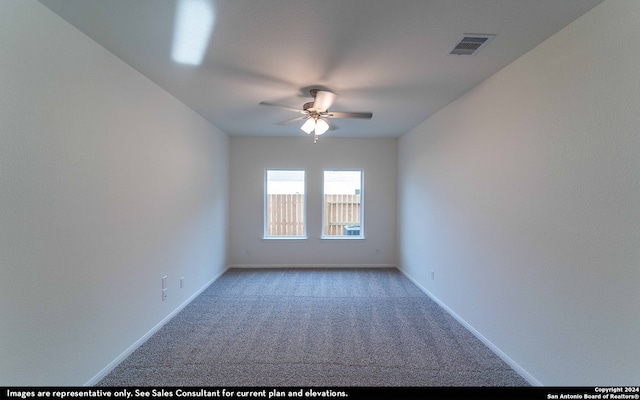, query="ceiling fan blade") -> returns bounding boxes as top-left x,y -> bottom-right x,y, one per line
327,111 -> 373,119
325,118 -> 338,131
276,115 -> 309,125
259,101 -> 306,113
313,90 -> 337,111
